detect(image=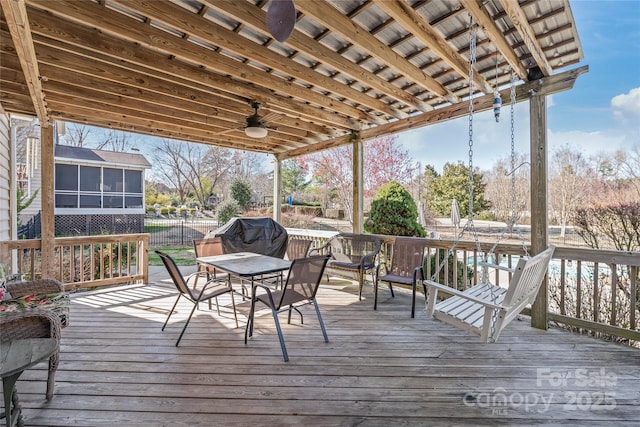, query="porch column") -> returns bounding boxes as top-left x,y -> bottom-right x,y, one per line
352,136 -> 363,233
40,125 -> 55,279
529,93 -> 549,330
272,155 -> 282,223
